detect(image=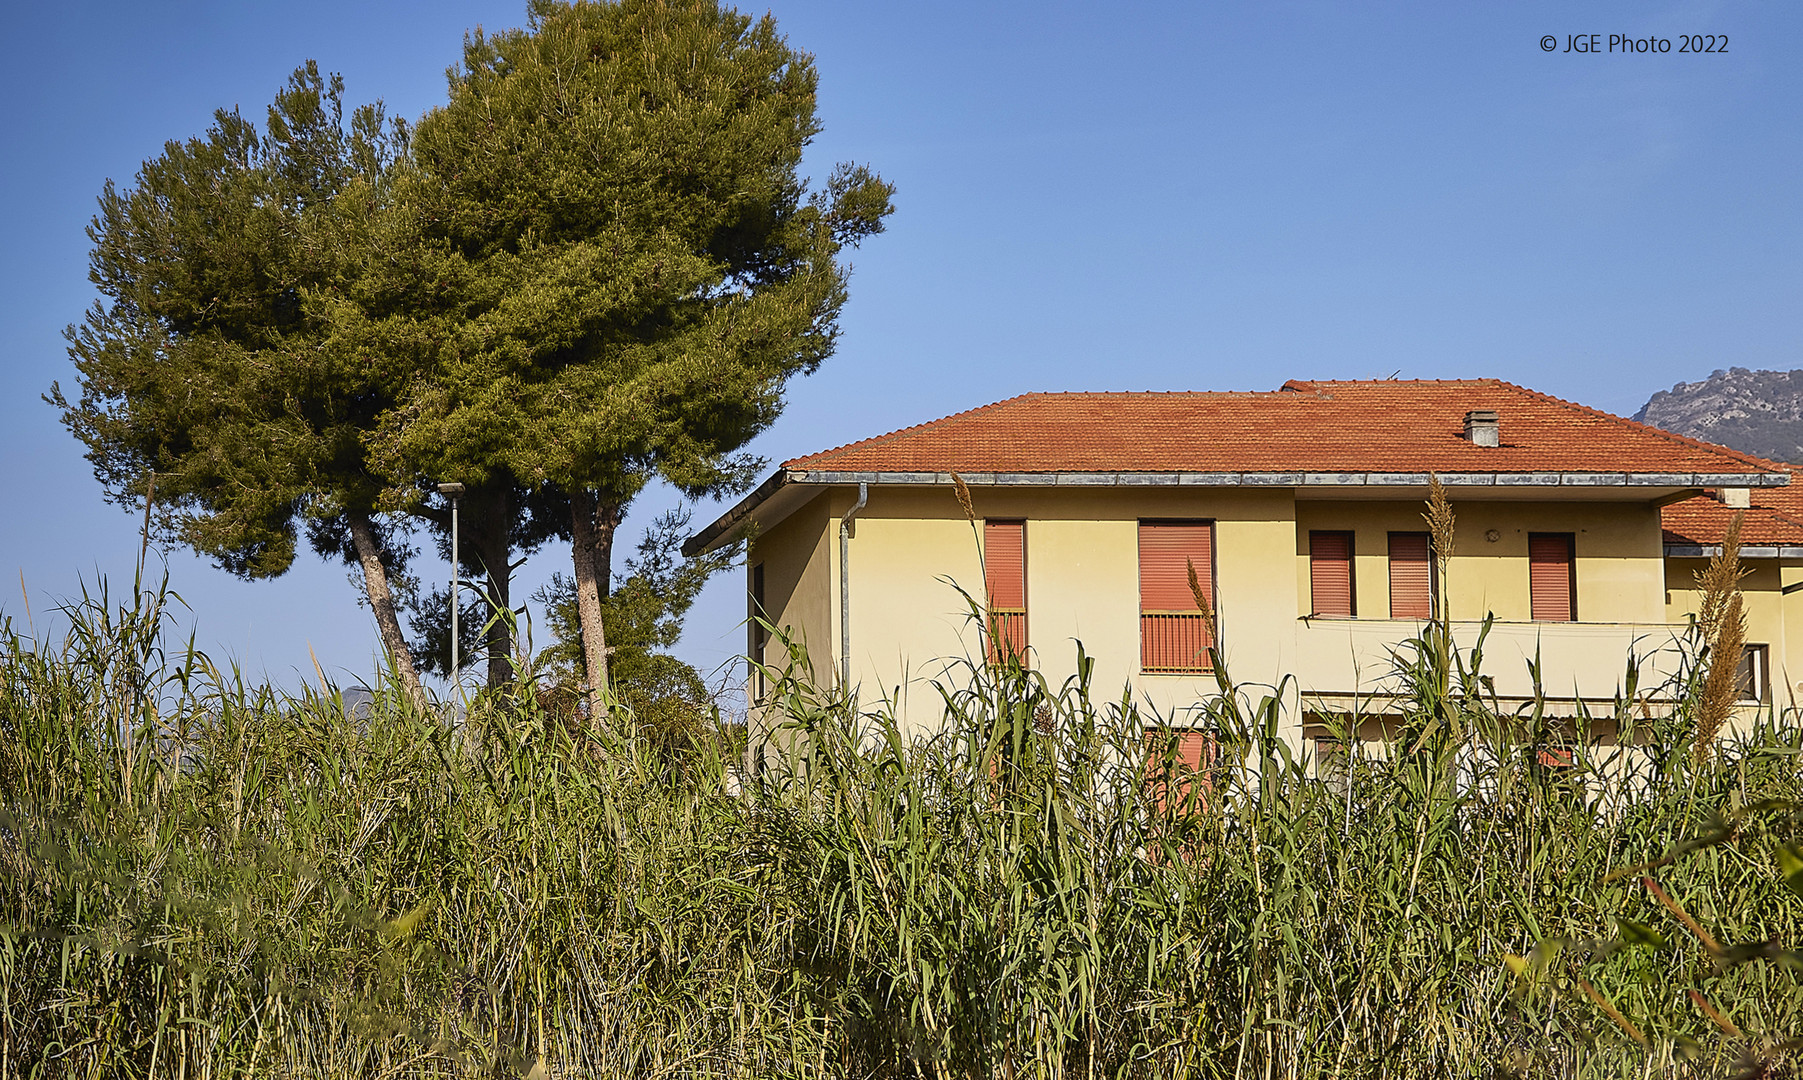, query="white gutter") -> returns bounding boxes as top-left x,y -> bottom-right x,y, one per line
793,469 -> 1788,488
838,482 -> 868,689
